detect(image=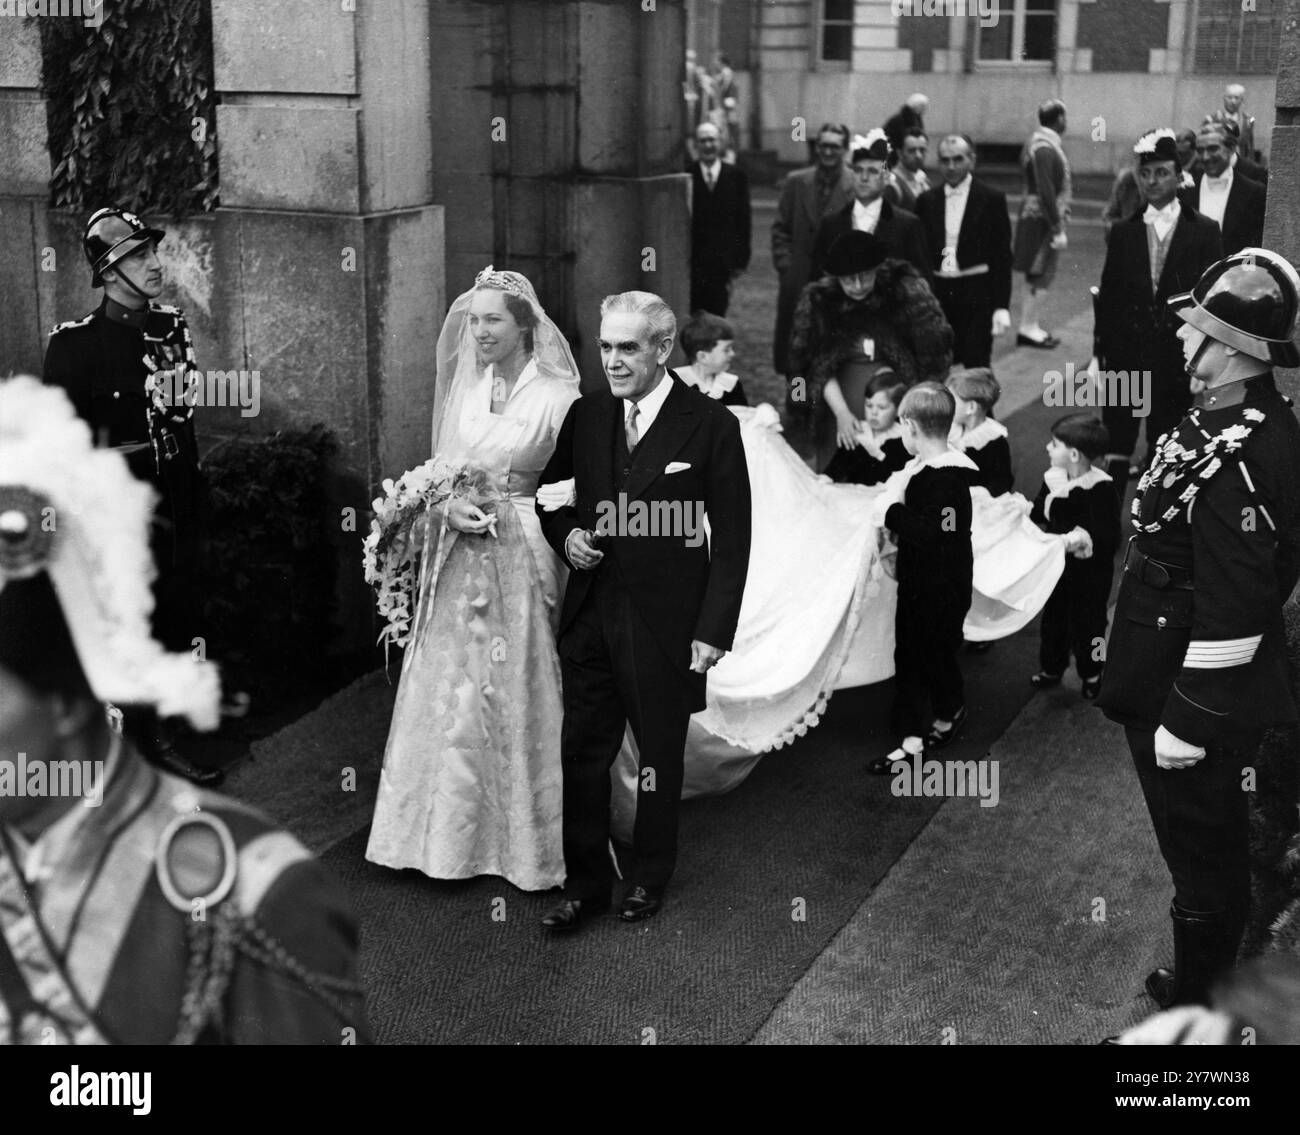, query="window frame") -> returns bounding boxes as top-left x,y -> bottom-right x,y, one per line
815,0 -> 855,72
973,0 -> 1058,71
